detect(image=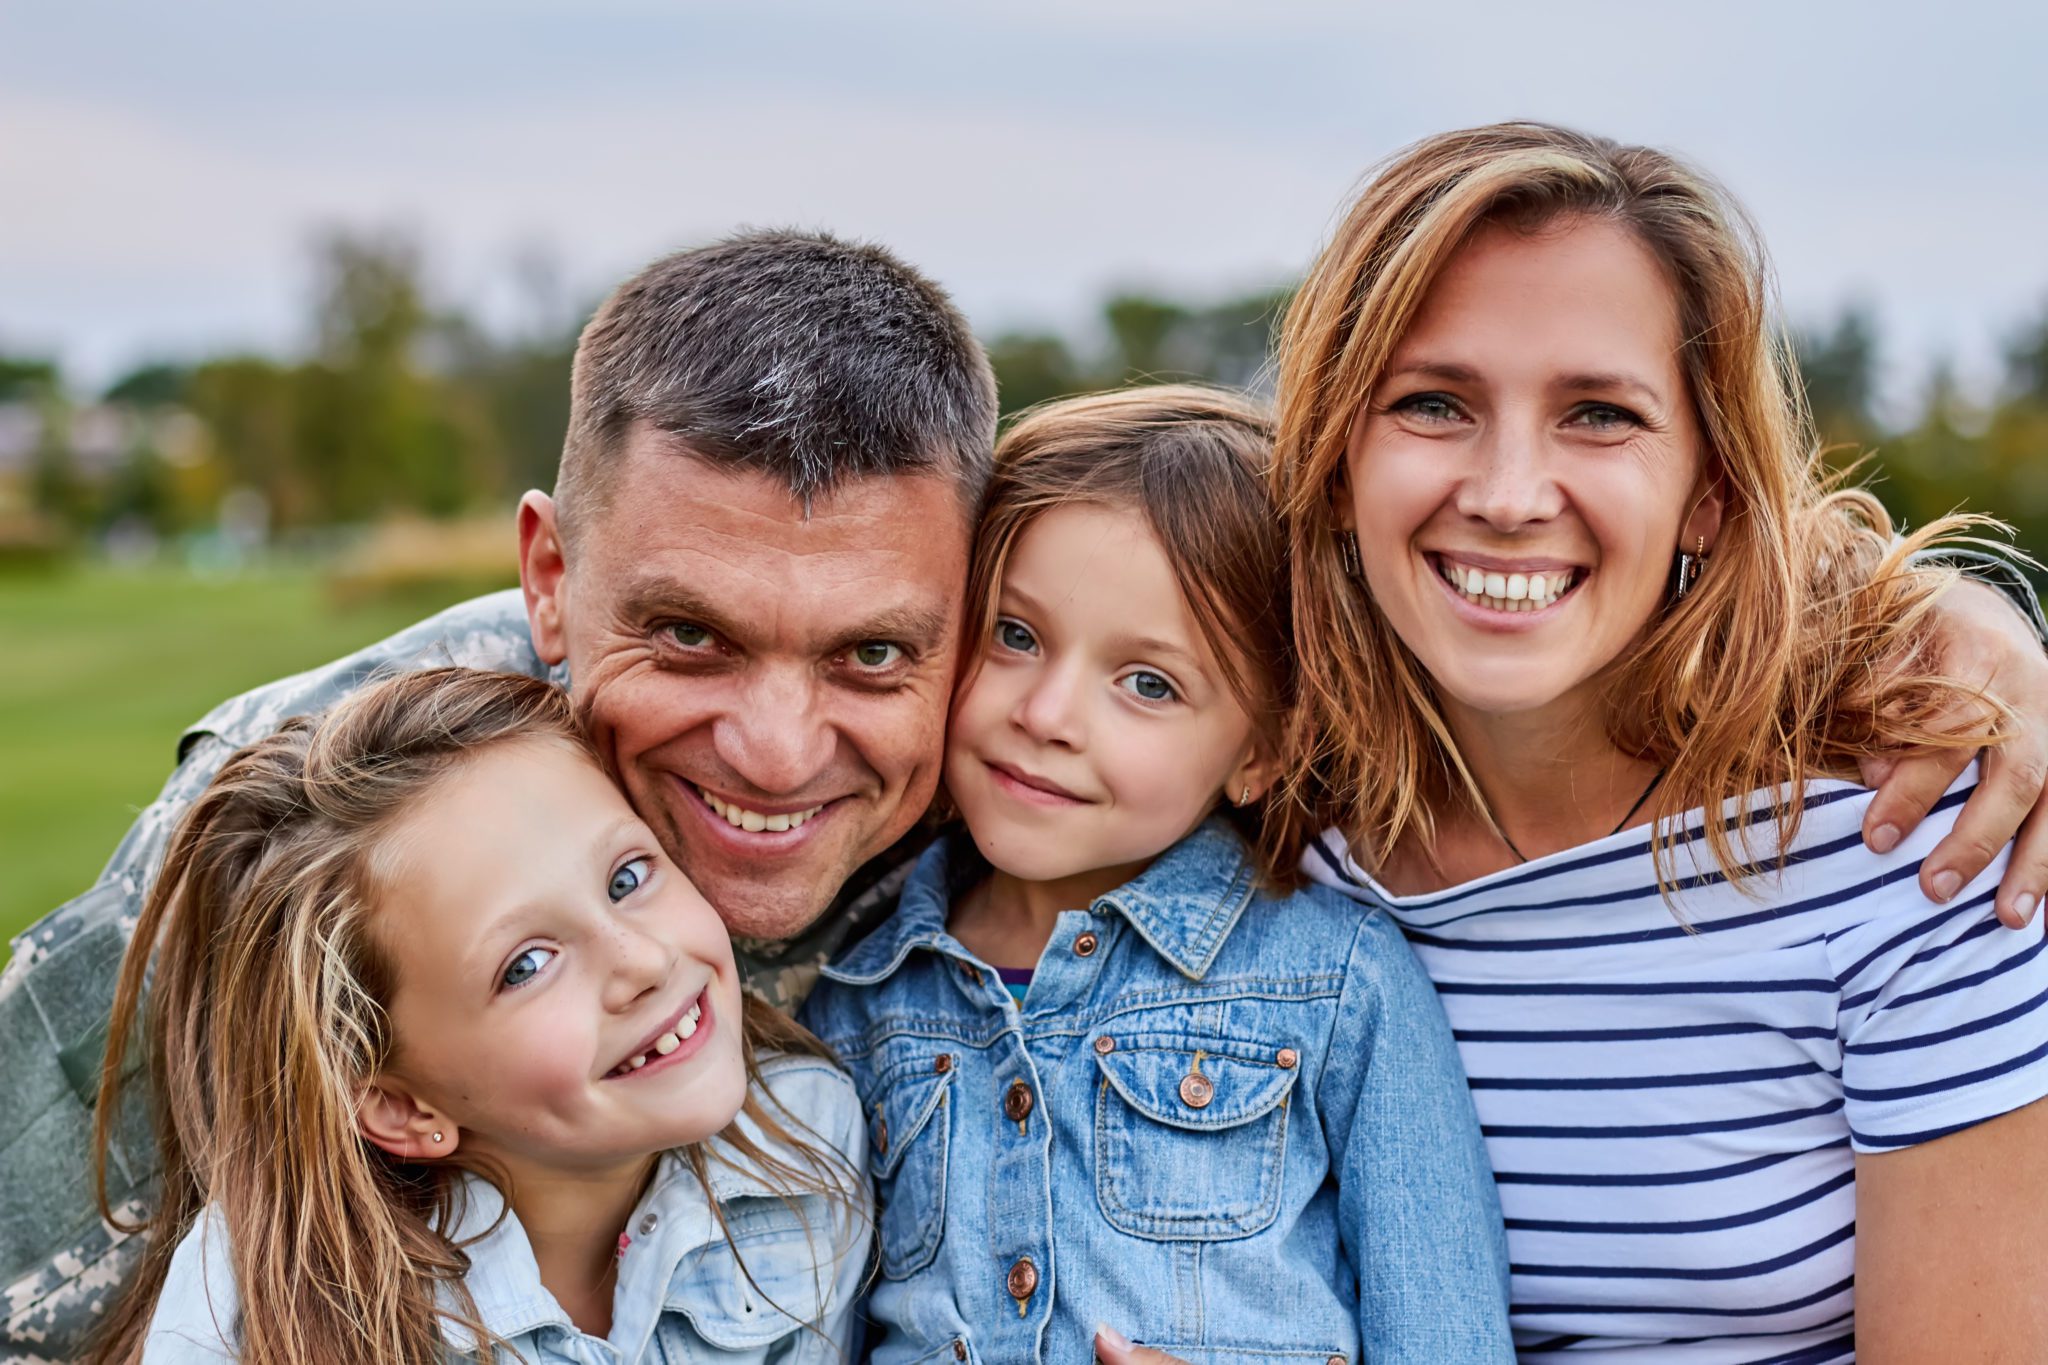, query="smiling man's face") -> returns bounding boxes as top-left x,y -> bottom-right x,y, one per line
521,426 -> 972,941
